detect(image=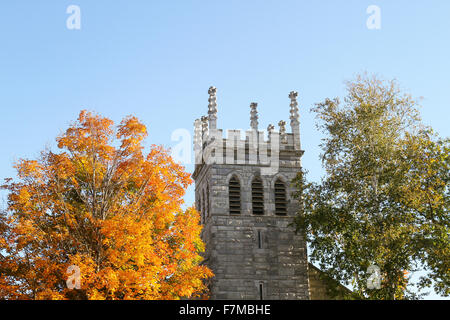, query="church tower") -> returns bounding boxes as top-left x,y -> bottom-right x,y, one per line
192,87 -> 310,300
